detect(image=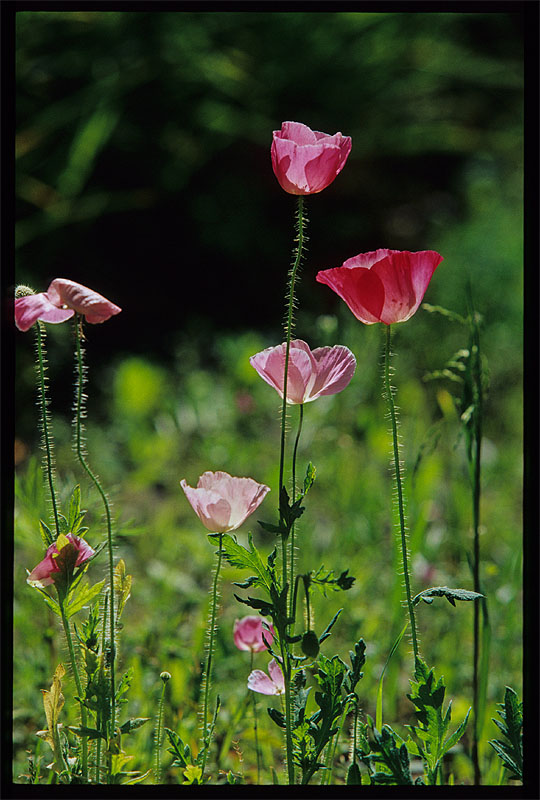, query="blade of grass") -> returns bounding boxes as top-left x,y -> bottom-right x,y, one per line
376,621 -> 408,731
